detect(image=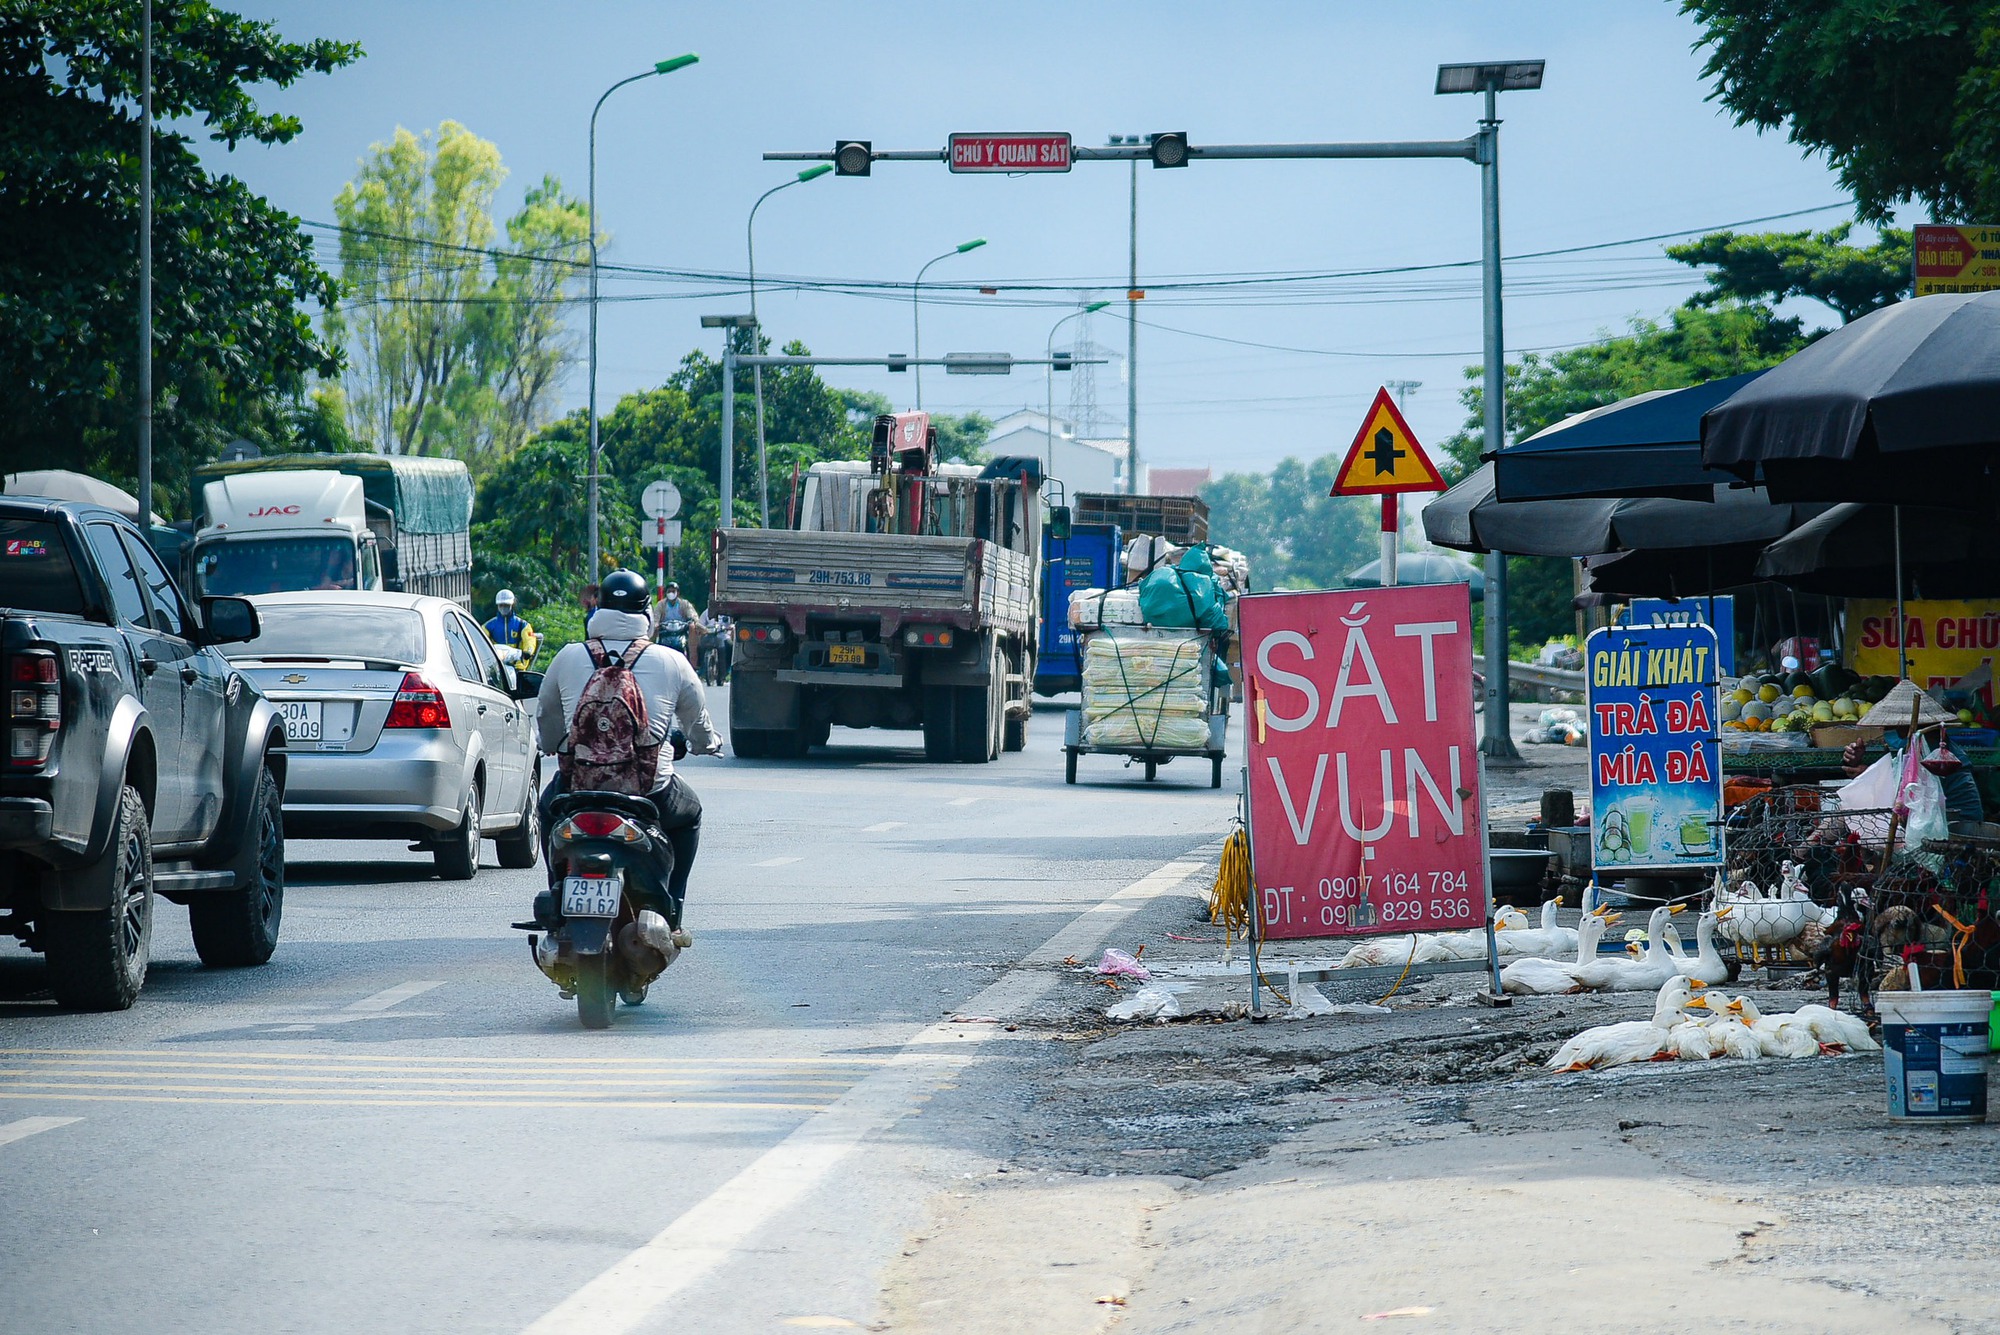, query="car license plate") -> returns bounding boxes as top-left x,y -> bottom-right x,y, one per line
828,644 -> 865,666
562,876 -> 622,918
278,700 -> 322,742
